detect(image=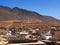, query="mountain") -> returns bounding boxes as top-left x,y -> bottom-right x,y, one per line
0,6 -> 59,22
0,6 -> 60,27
